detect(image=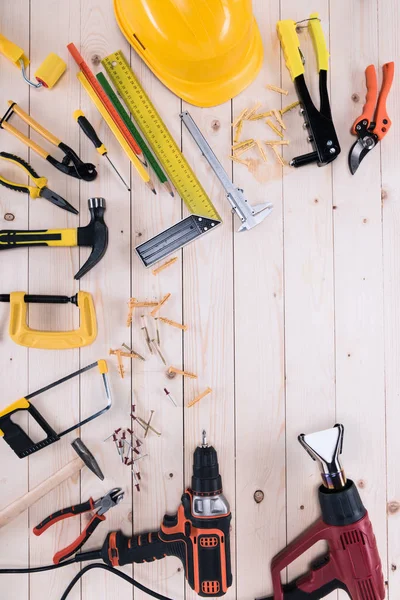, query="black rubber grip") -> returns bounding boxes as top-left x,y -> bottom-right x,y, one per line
260,578 -> 347,599
0,178 -> 30,195
0,152 -> 41,179
77,116 -> 103,151
0,230 -> 60,248
33,499 -> 94,535
109,531 -> 168,565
